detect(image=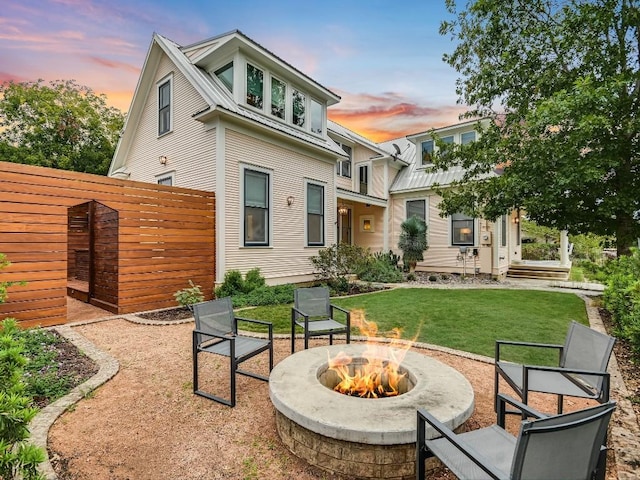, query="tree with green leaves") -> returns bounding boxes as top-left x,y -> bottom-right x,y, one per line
435,0 -> 640,256
398,216 -> 428,272
0,79 -> 124,175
